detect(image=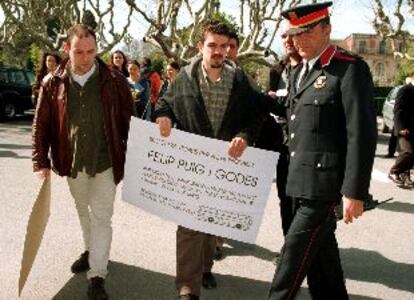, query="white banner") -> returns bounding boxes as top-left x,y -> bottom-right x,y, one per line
122,118 -> 278,243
